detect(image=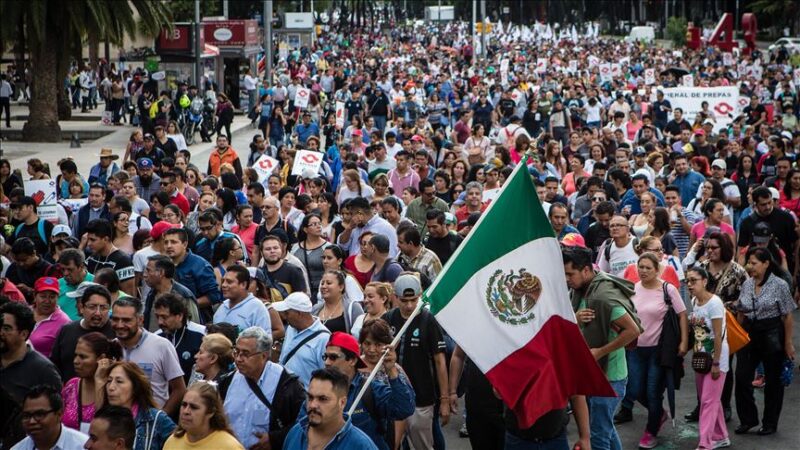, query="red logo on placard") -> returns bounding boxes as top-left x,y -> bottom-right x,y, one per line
297,90 -> 308,98
601,67 -> 610,74
714,102 -> 734,115
258,159 -> 274,170
301,154 -> 320,164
